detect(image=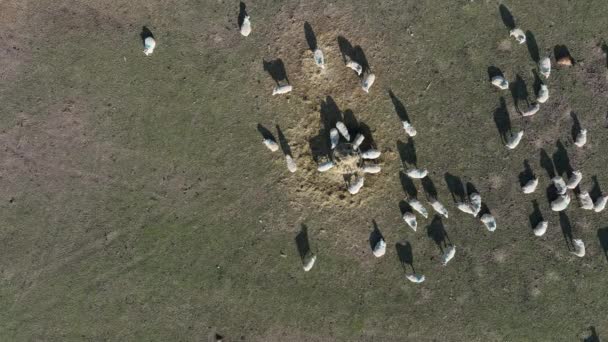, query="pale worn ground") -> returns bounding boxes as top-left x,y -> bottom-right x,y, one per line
0,0 -> 608,341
